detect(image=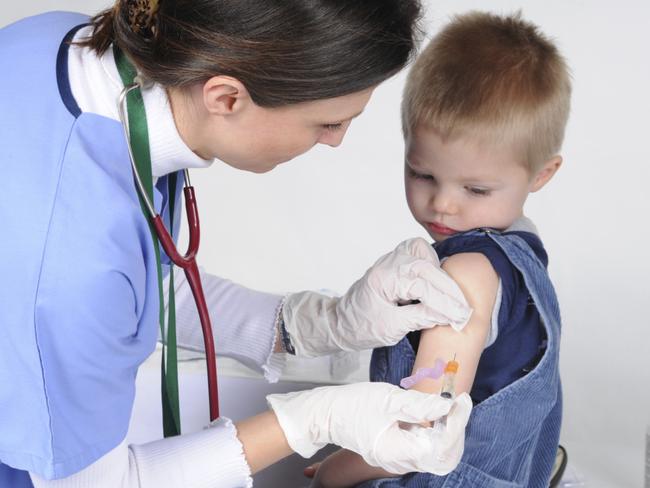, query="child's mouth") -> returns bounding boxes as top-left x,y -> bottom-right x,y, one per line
426,221 -> 458,236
